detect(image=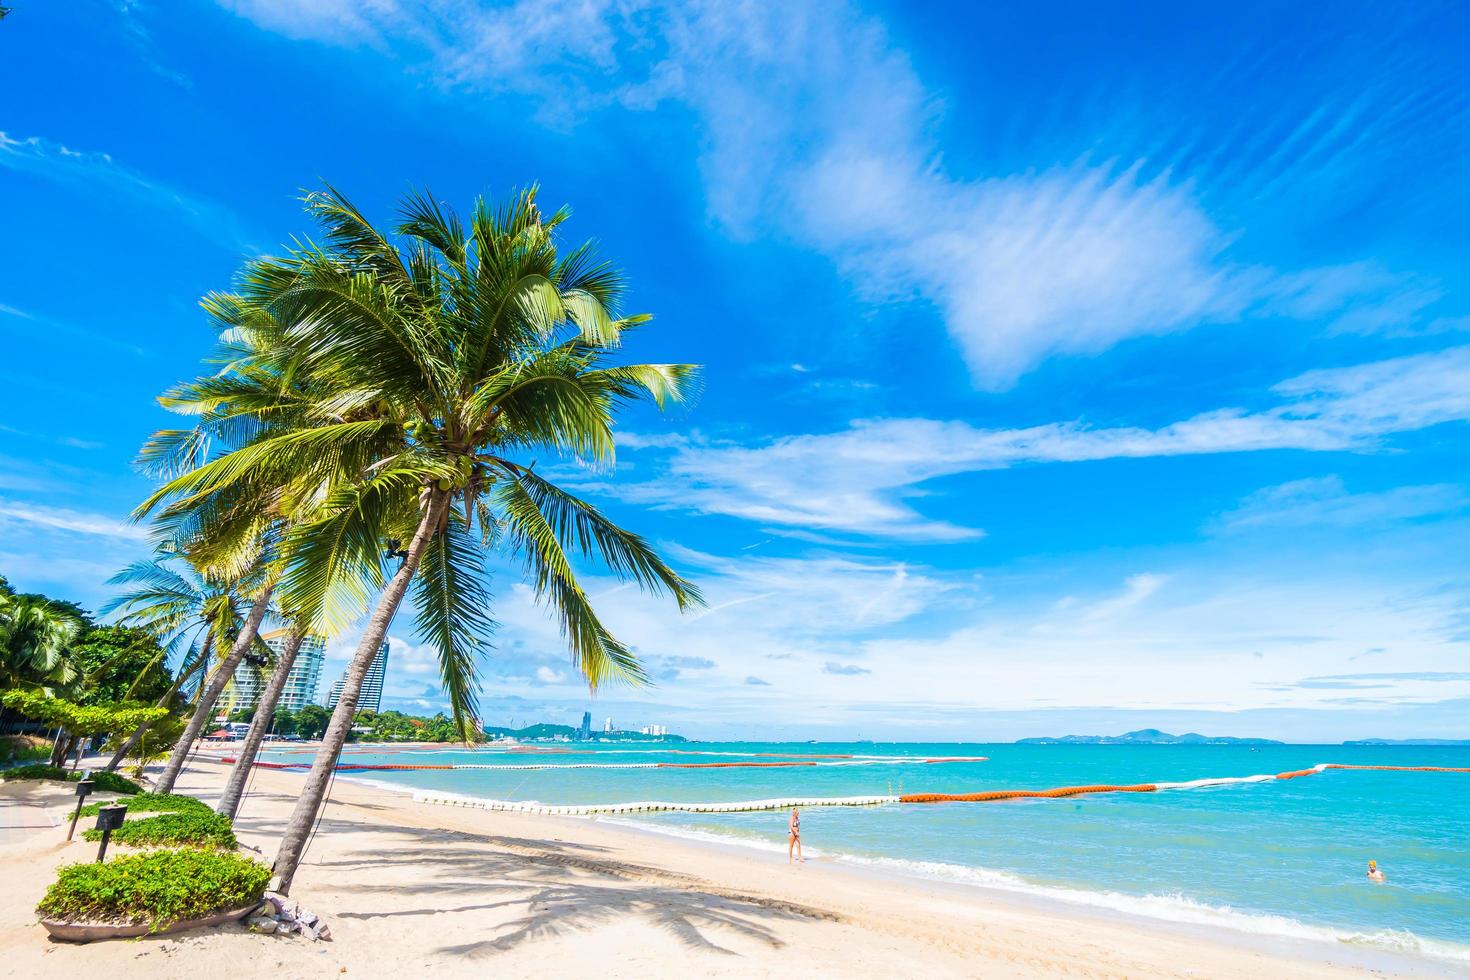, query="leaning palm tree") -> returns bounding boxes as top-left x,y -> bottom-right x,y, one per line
142,185 -> 702,892
100,553 -> 258,776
